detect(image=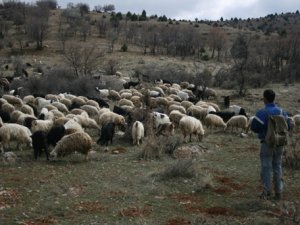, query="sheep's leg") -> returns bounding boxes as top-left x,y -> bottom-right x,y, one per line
45,146 -> 49,161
